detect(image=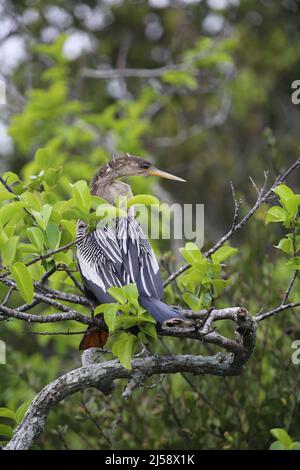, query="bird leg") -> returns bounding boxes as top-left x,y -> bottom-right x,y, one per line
88,300 -> 96,321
